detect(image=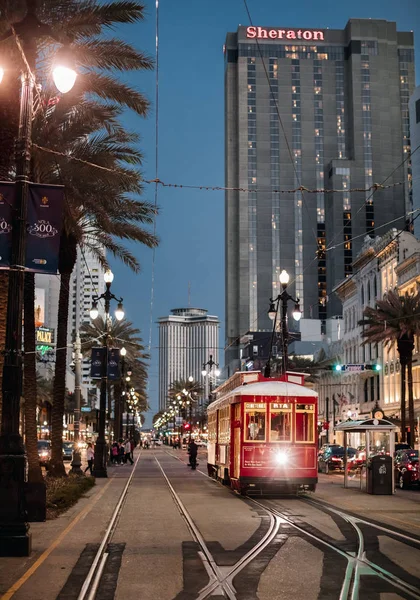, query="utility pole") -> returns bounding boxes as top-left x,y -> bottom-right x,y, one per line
325,396 -> 330,444
70,332 -> 83,475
